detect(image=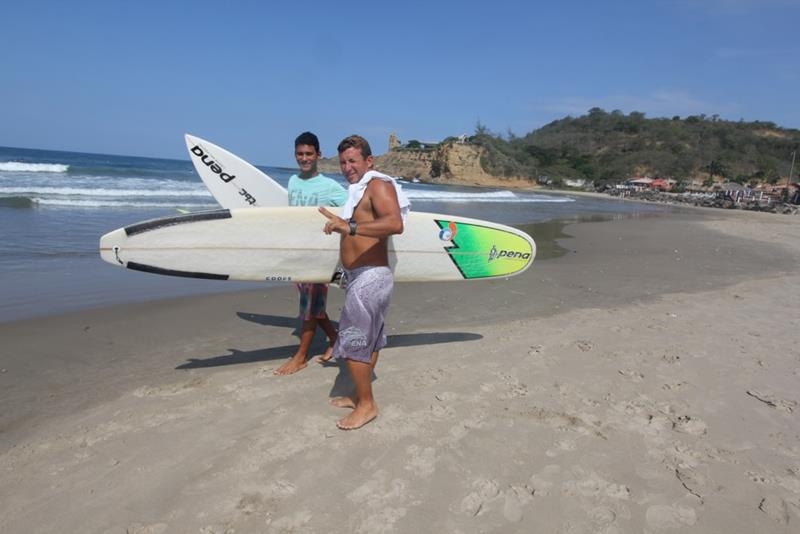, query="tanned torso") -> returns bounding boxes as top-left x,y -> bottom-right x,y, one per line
339,180 -> 400,269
